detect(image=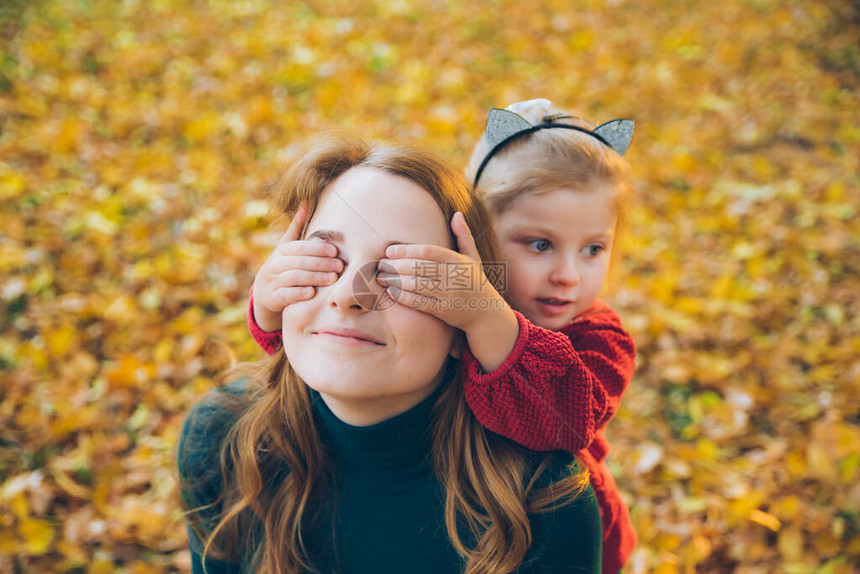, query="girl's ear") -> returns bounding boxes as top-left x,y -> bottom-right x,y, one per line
449,331 -> 465,359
